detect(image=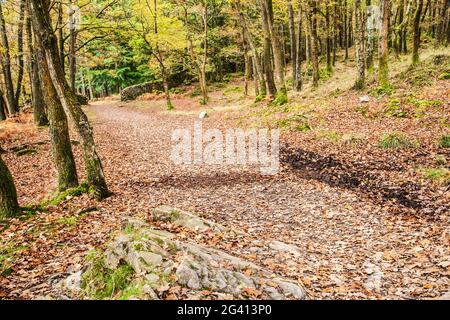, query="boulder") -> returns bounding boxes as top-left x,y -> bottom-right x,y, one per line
120,82 -> 164,101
